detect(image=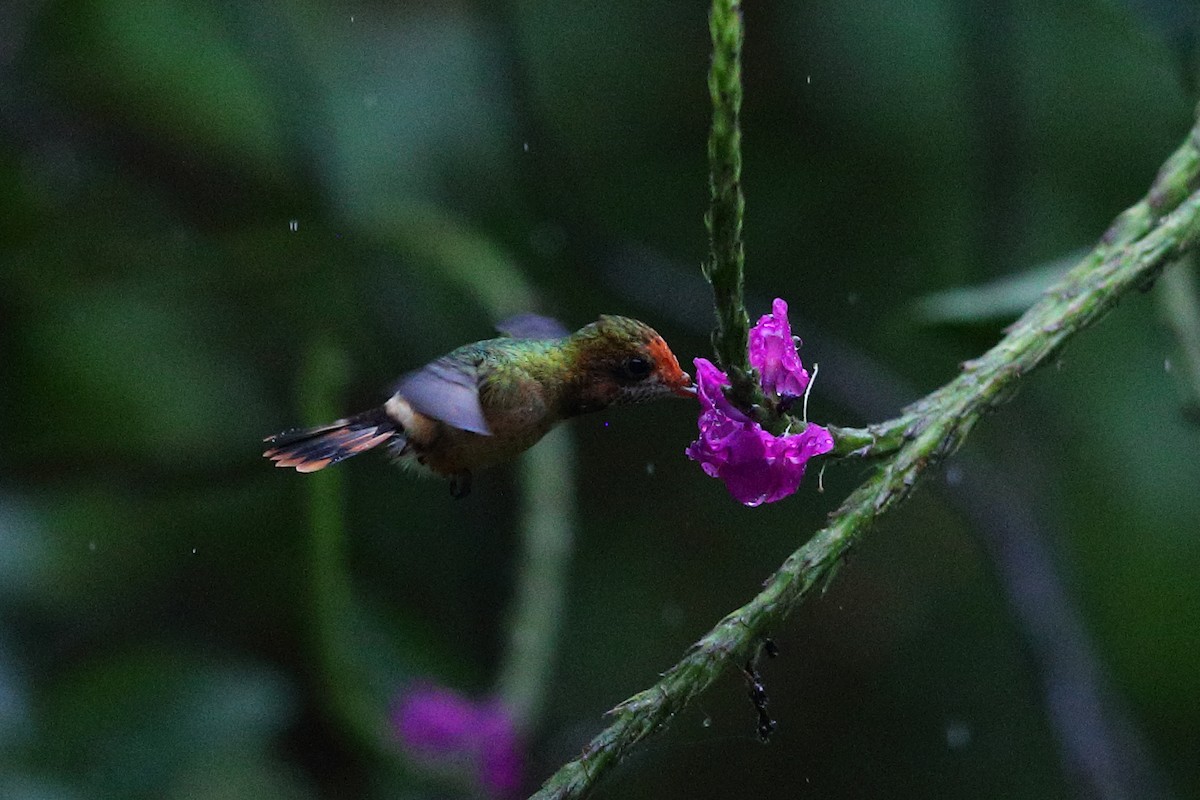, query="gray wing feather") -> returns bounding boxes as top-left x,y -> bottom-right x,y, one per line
394,358 -> 492,435
495,313 -> 569,340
